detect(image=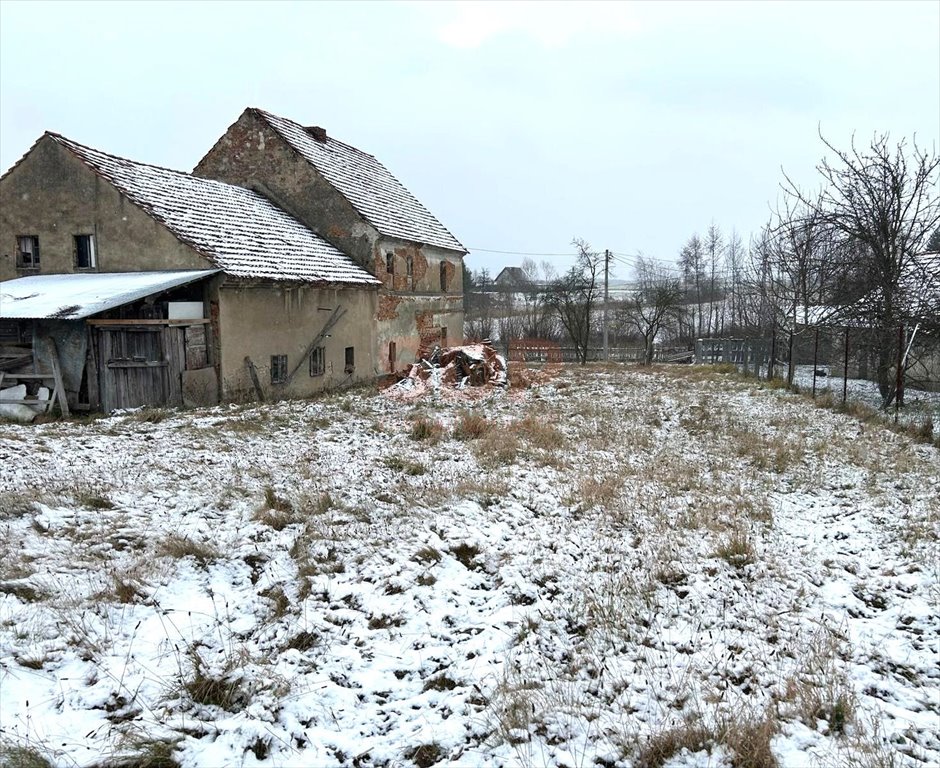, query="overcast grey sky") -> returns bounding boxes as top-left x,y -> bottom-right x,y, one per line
1,0 -> 937,276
